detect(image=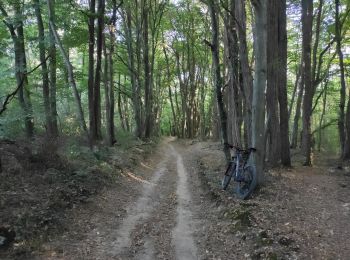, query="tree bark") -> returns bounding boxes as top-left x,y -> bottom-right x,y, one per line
143,0 -> 153,139
291,74 -> 304,148
207,0 -> 231,162
92,0 -> 105,141
34,0 -> 54,137
277,0 -> 291,166
301,0 -> 314,166
48,4 -> 59,137
266,0 -> 281,166
251,0 -> 267,183
235,0 -> 252,146
88,0 -> 96,140
335,0 -> 348,159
